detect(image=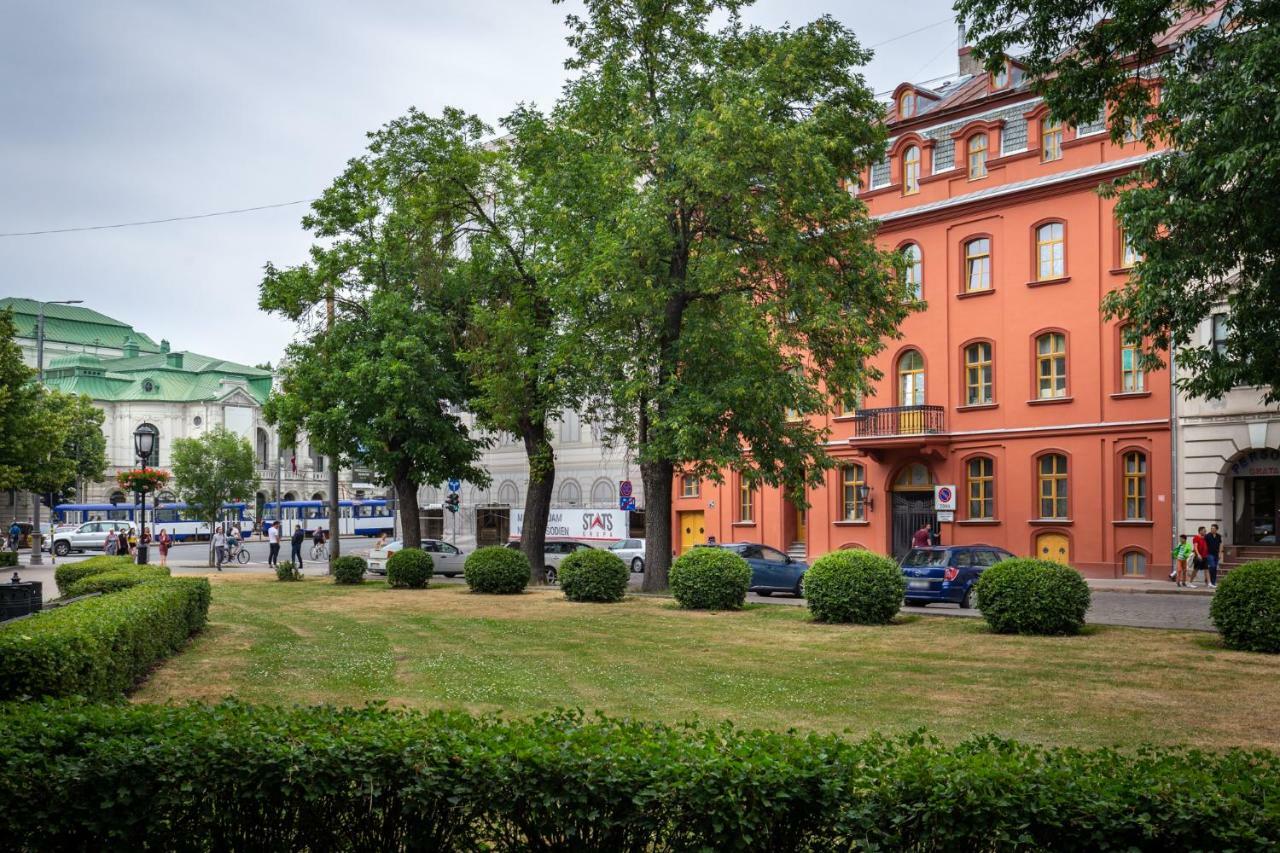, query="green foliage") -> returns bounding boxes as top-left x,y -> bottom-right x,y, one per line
0,309 -> 41,491
805,550 -> 905,624
1211,560 -> 1280,653
669,548 -> 751,610
0,577 -> 210,699
275,560 -> 302,582
20,389 -> 108,506
464,547 -> 530,594
559,548 -> 629,603
386,548 -> 433,589
170,427 -> 259,565
54,555 -> 136,596
0,550 -> 16,568
63,566 -> 170,598
975,559 -> 1091,636
4,703 -> 1279,851
332,556 -> 367,585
